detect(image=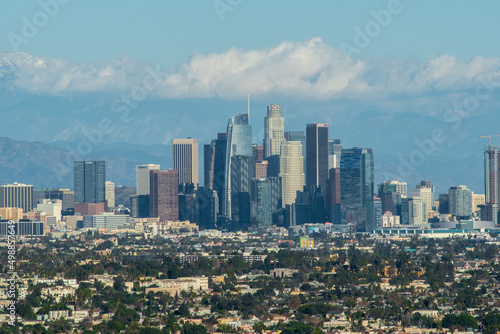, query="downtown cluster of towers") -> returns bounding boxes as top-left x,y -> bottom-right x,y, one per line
130,104 -> 376,232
